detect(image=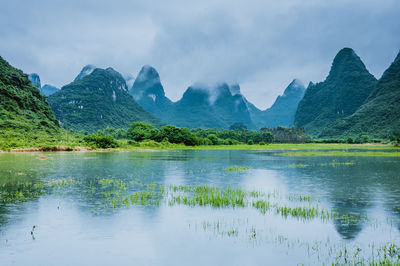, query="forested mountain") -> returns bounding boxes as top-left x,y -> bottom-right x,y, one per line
47,67 -> 162,132
129,65 -> 304,129
74,64 -> 96,81
294,48 -> 377,136
0,56 -> 59,134
129,65 -> 173,119
165,83 -> 254,129
320,50 -> 400,138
